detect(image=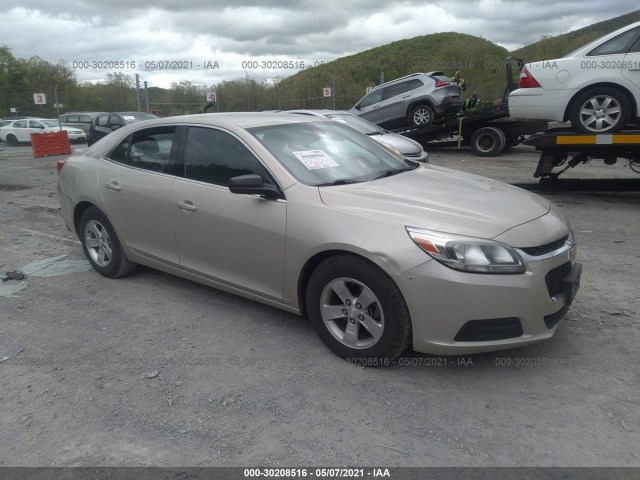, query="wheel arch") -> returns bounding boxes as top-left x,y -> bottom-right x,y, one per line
297,249 -> 401,318
406,98 -> 436,117
73,201 -> 99,236
563,83 -> 637,122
